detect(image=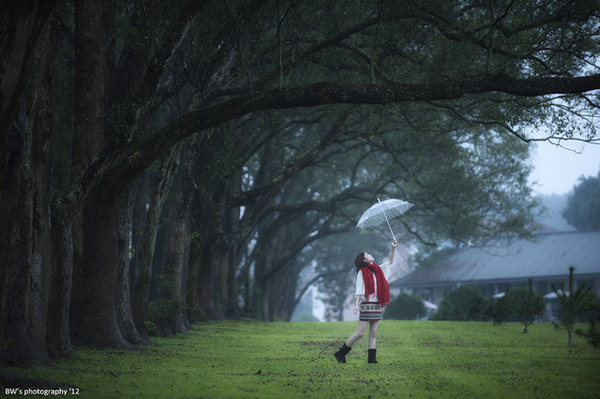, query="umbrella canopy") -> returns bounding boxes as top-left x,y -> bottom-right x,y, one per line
356,198 -> 414,239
